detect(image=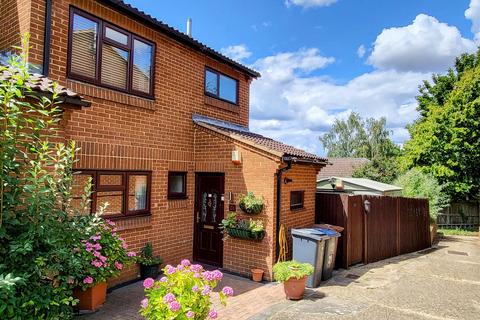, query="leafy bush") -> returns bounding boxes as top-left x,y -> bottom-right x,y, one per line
137,242 -> 163,266
238,192 -> 264,214
140,259 -> 232,319
394,168 -> 449,221
273,261 -> 314,283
